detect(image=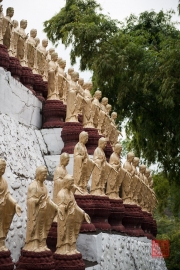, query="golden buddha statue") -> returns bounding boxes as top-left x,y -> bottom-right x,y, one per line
74,131 -> 95,194
106,143 -> 124,199
23,166 -> 58,252
90,137 -> 112,196
66,71 -> 84,122
3,7 -> 14,49
0,158 -> 21,251
17,19 -> 28,66
55,174 -> 91,255
47,52 -> 59,100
